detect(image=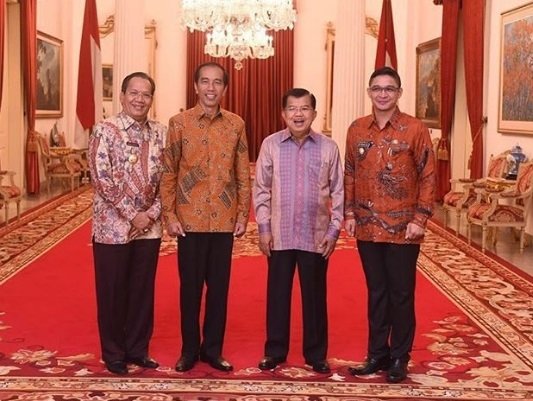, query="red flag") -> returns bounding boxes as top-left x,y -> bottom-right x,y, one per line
375,0 -> 398,70
75,0 -> 102,148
